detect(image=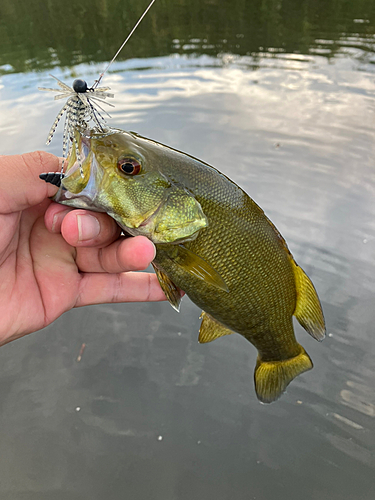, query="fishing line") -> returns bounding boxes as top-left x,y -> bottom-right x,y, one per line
93,0 -> 157,88
39,0 -> 158,177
